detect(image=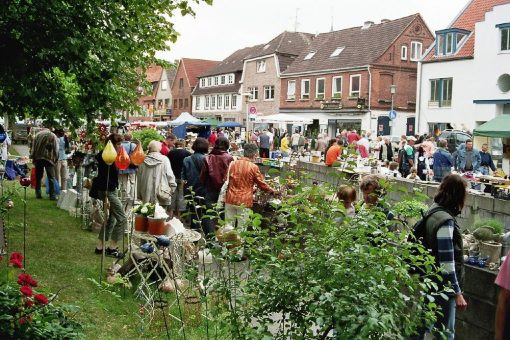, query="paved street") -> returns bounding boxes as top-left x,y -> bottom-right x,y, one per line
12,143 -> 29,157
